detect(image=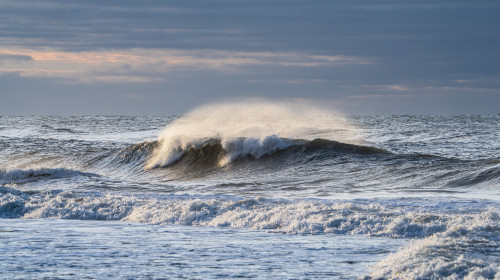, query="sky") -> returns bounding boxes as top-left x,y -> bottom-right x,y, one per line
0,0 -> 499,115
